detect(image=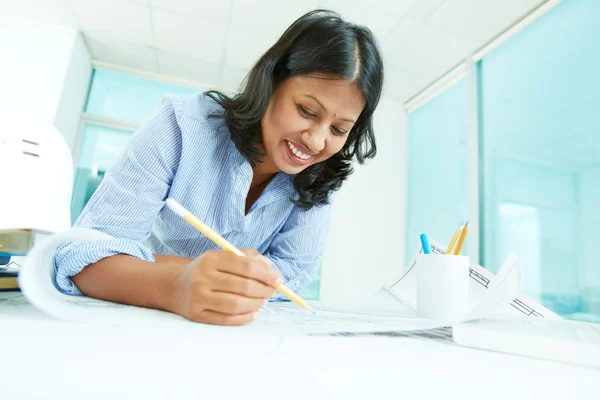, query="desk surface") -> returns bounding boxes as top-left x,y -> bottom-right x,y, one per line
1,293 -> 599,400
